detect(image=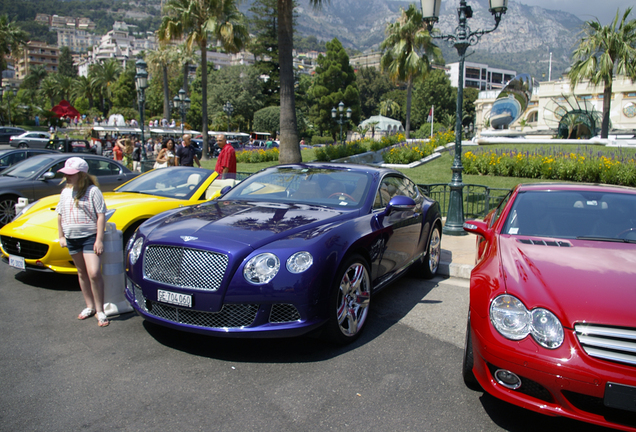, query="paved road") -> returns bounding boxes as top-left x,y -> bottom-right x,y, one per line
0,264 -> 610,431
